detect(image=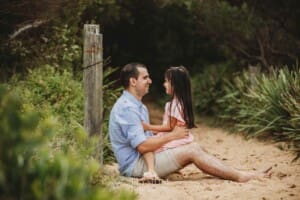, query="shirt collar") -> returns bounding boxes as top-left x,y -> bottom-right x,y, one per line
123,90 -> 143,108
